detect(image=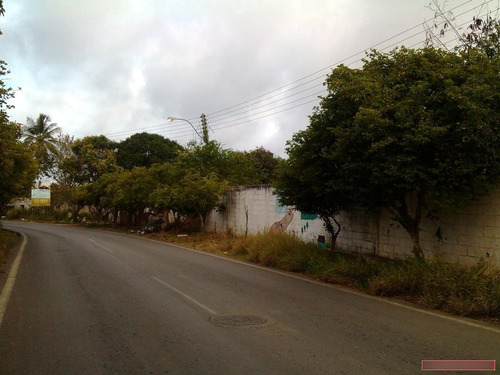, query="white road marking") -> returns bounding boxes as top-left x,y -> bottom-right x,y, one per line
152,276 -> 217,315
0,233 -> 27,328
145,238 -> 500,334
89,238 -> 114,253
